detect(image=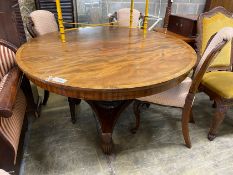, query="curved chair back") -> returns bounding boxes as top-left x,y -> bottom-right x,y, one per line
196,6 -> 233,70
29,10 -> 58,37
117,8 -> 141,27
191,27 -> 233,93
